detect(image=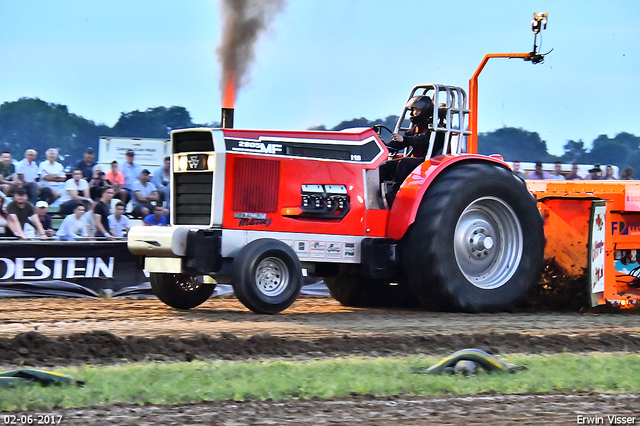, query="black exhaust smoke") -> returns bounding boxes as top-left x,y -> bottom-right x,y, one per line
221,108 -> 234,129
